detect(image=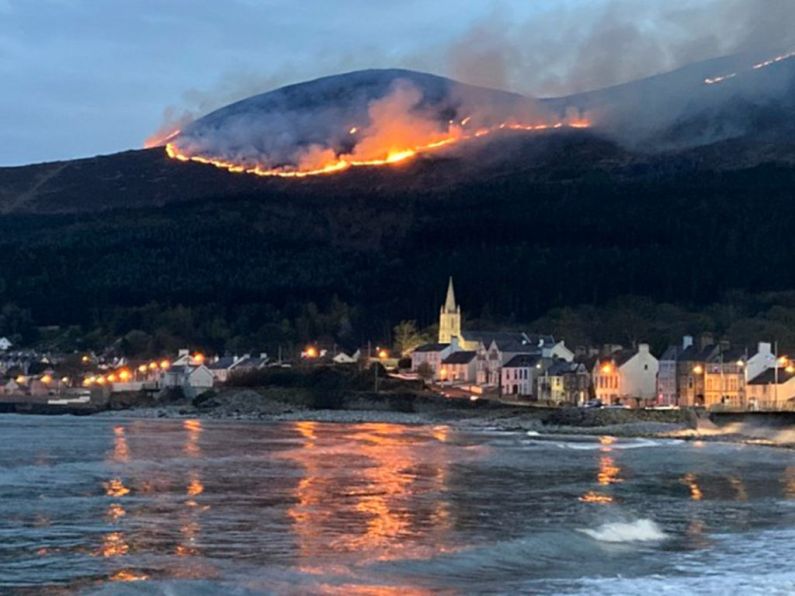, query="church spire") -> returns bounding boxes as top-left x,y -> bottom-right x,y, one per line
439,276 -> 462,344
444,276 -> 457,312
